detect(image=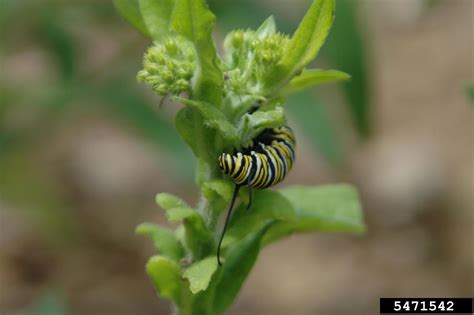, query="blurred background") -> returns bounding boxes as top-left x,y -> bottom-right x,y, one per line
1,0 -> 473,314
